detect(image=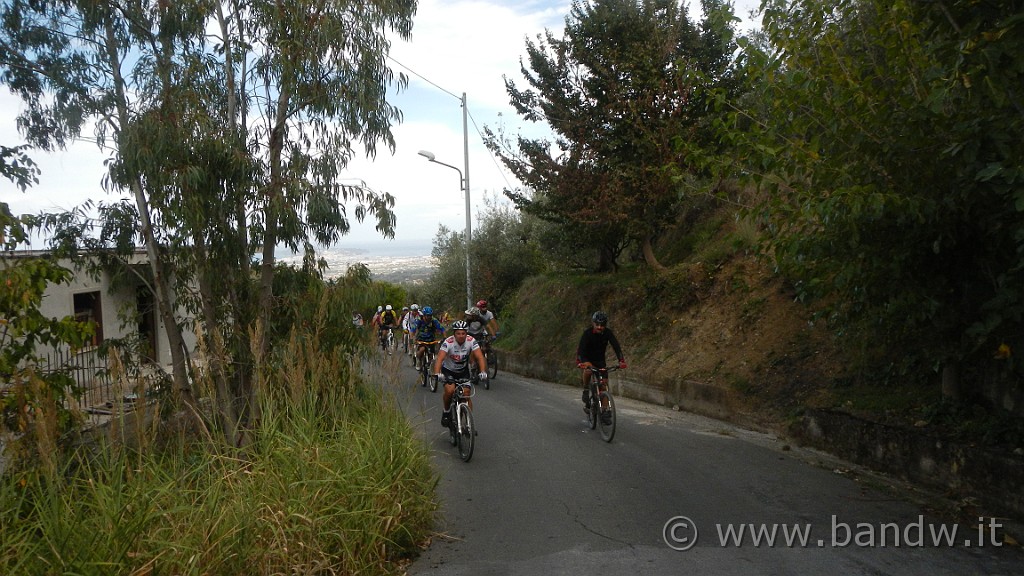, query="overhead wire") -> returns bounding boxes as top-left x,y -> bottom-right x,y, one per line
386,54 -> 520,194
